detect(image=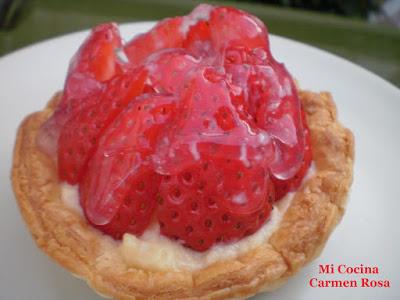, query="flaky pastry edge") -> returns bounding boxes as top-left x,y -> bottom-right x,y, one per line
11,90 -> 354,299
